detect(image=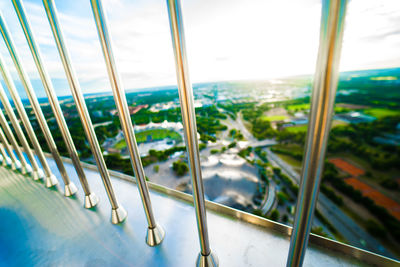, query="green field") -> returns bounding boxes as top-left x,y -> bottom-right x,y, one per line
287,103 -> 350,114
284,125 -> 308,133
276,153 -> 302,170
363,108 -> 400,119
115,129 -> 182,149
273,143 -> 304,153
286,103 -> 310,112
260,115 -> 288,122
